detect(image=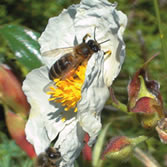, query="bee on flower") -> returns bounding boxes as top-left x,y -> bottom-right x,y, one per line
44,29 -> 111,114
